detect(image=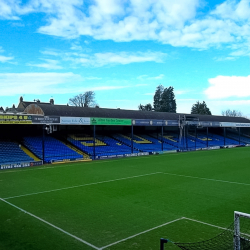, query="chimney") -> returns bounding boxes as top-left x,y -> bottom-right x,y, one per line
20,96 -> 23,103
50,98 -> 54,105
